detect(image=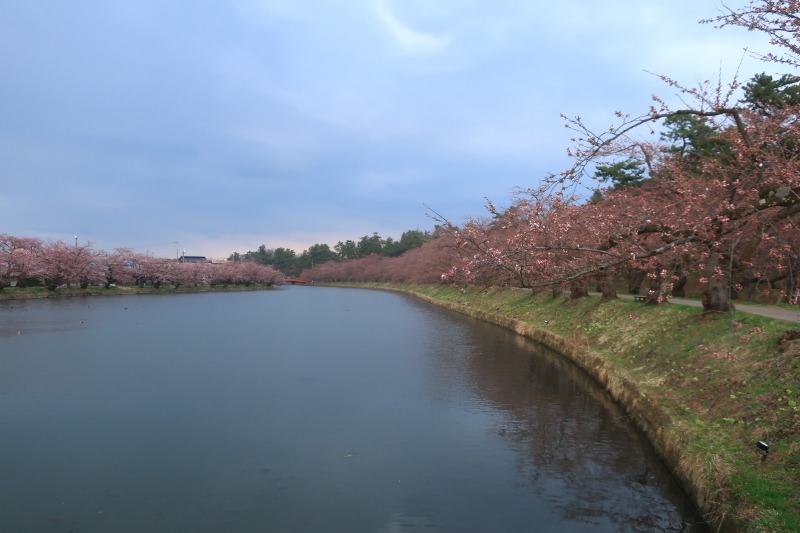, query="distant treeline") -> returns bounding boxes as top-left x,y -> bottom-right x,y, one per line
229,229 -> 434,276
